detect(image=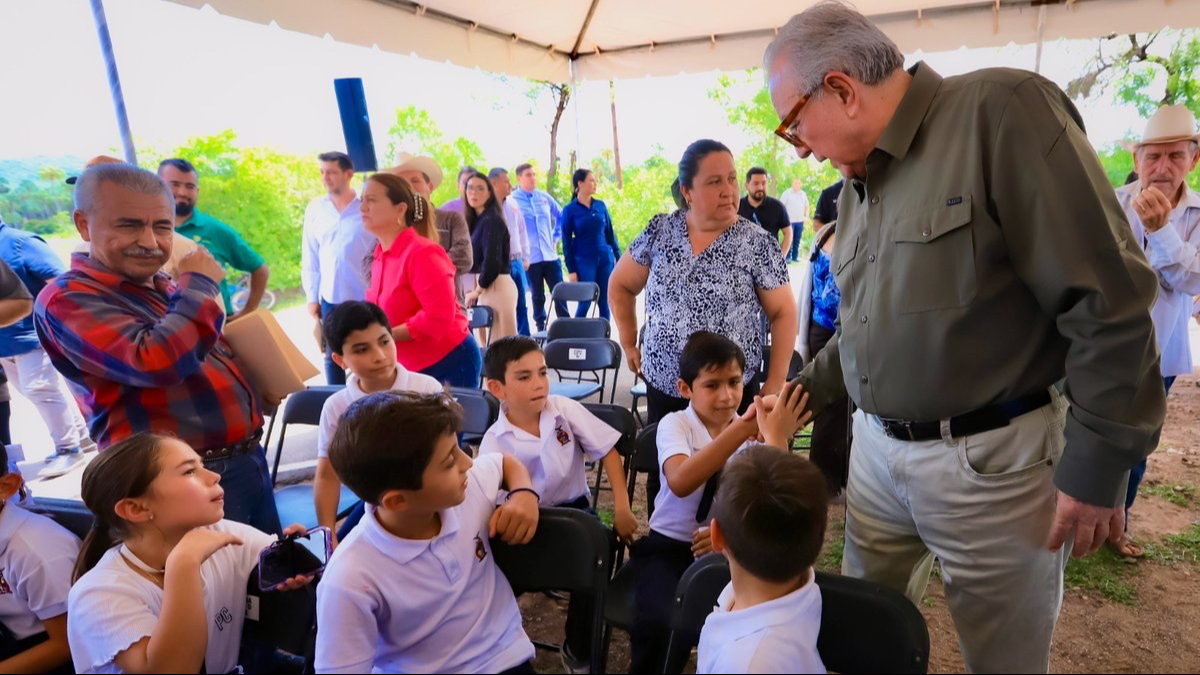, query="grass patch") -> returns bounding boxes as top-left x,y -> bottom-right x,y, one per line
818,520 -> 845,572
1145,524 -> 1200,565
597,507 -> 614,529
1064,546 -> 1138,606
1141,483 -> 1198,508
921,596 -> 937,608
